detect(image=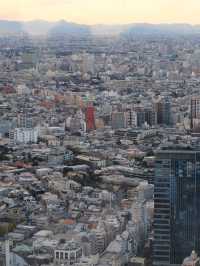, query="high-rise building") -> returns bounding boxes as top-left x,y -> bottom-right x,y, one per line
85,105 -> 95,132
133,106 -> 156,128
154,100 -> 163,125
17,112 -> 33,128
154,146 -> 200,266
137,110 -> 146,128
126,109 -> 137,128
134,106 -> 145,128
191,97 -> 200,132
144,108 -> 156,127
111,112 -> 127,129
154,97 -> 171,126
